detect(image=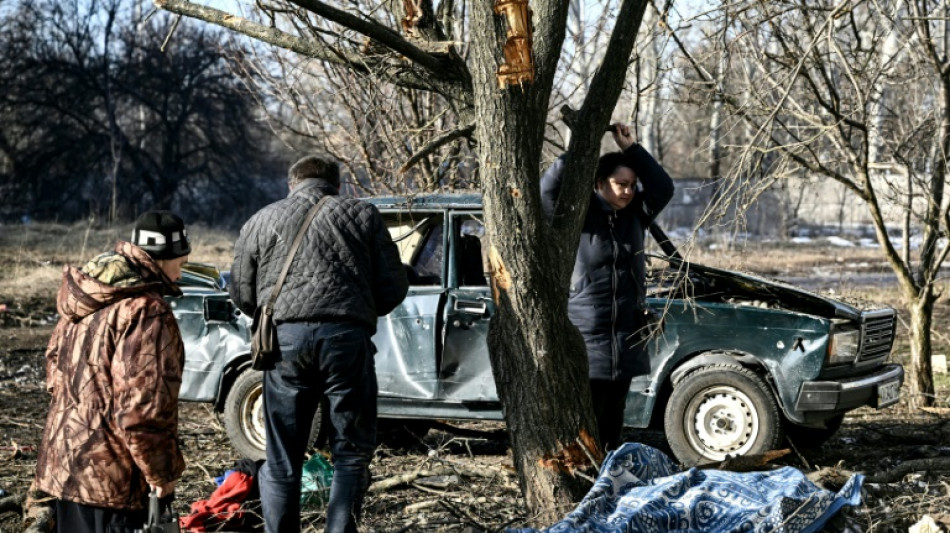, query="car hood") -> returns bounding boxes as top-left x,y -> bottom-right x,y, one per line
667,257 -> 863,321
